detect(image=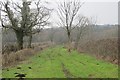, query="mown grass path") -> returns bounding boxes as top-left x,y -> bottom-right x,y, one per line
2,46 -> 118,78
